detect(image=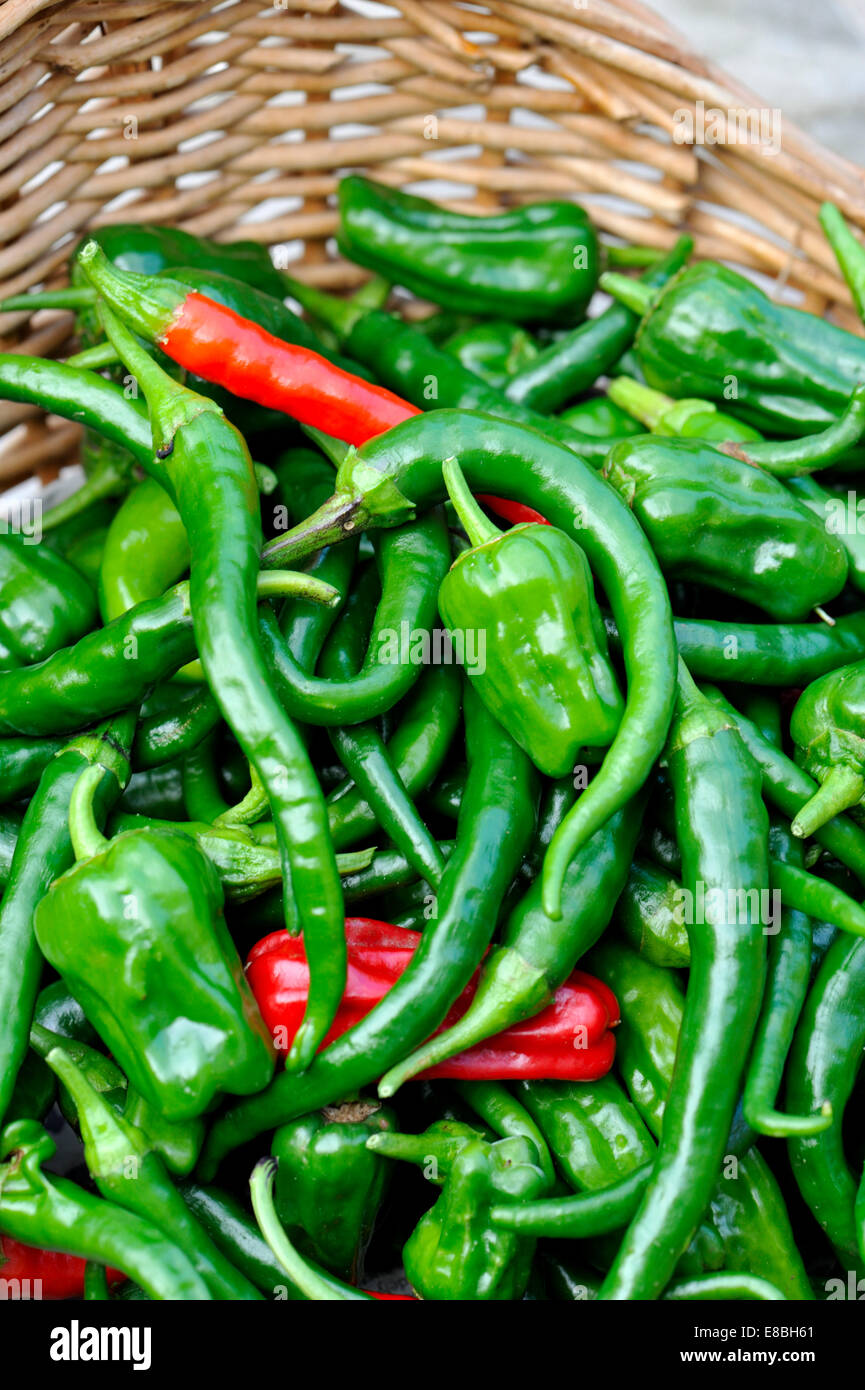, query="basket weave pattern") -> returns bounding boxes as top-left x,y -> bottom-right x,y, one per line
2,0 -> 865,488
